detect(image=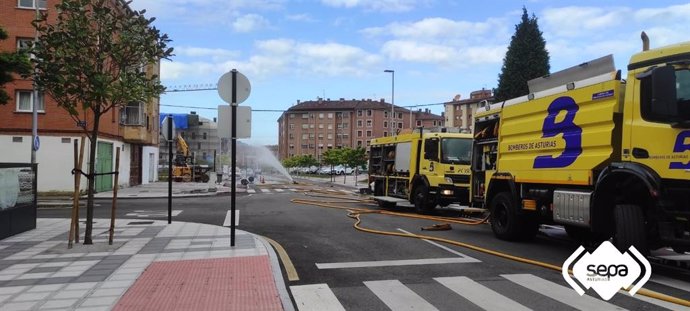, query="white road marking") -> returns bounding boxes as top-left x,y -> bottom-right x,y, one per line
365,280 -> 438,311
435,276 -> 531,311
502,274 -> 625,311
397,229 -> 480,261
274,188 -> 285,192
316,257 -> 478,269
260,188 -> 271,193
290,283 -> 345,311
622,289 -> 690,311
125,210 -> 182,218
222,210 -> 239,227
247,189 -> 256,194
